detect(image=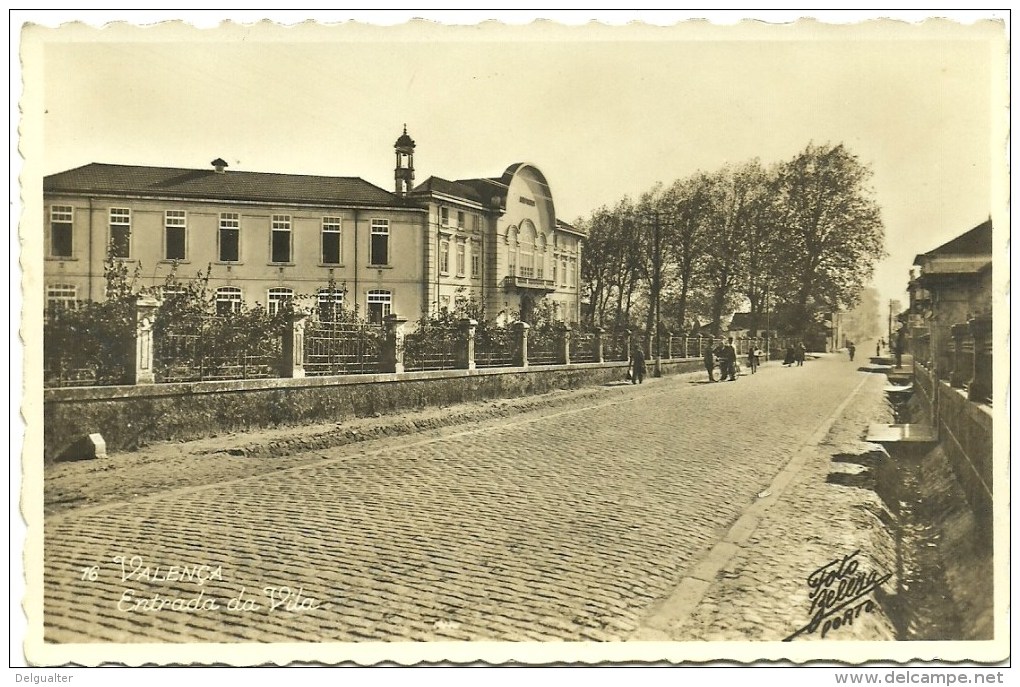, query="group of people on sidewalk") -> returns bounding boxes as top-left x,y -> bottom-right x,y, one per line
630,335 -> 814,385
702,337 -> 764,383
782,342 -> 807,367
